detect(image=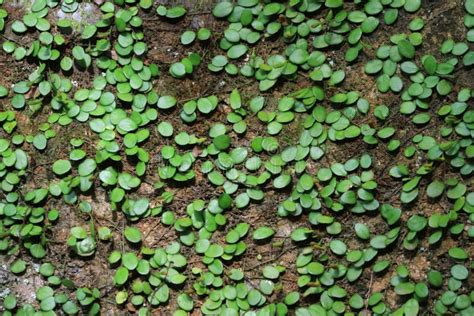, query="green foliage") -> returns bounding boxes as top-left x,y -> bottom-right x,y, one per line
0,0 -> 472,315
